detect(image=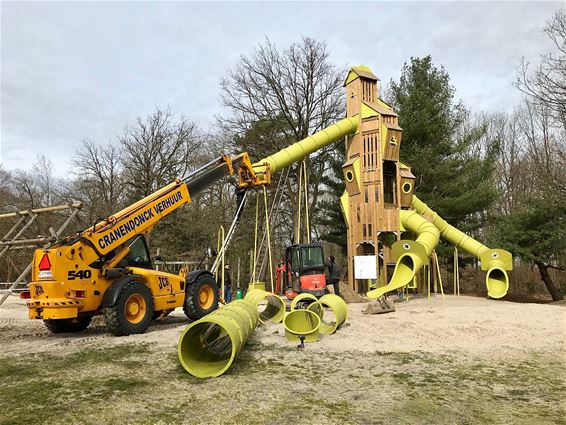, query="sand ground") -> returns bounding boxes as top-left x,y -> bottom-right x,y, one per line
0,295 -> 564,424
